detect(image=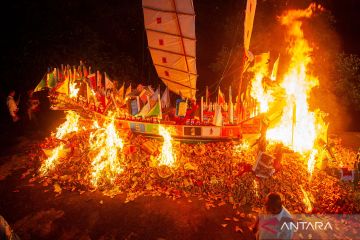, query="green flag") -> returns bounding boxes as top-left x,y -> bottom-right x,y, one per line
136,101 -> 151,117
34,75 -> 47,92
47,72 -> 57,88
146,102 -> 160,117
